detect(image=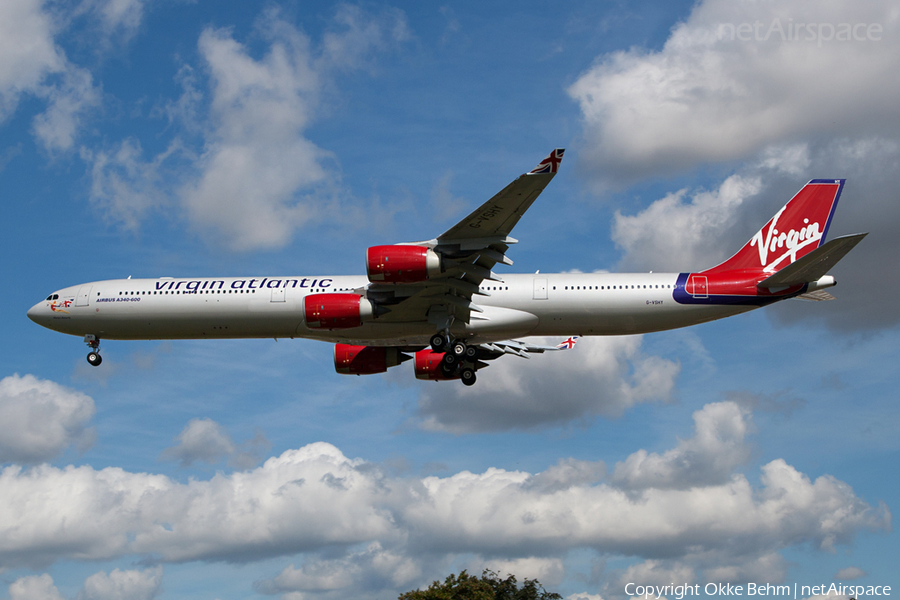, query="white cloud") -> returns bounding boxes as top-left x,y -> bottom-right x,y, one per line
0,409 -> 887,592
568,0 -> 900,185
161,418 -> 236,466
160,418 -> 269,469
608,137 -> 900,331
834,566 -> 866,580
77,567 -> 162,600
481,557 -> 565,587
0,374 -> 96,464
0,0 -> 63,121
756,143 -> 811,176
612,175 -> 762,272
8,568 -> 161,600
181,18 -> 328,250
86,138 -> 178,230
0,0 -> 114,153
318,4 -> 411,71
32,65 -> 101,152
88,0 -> 145,40
698,552 -> 786,584
415,336 -> 680,432
614,559 -> 695,588
87,6 -> 409,251
612,402 -> 752,491
8,574 -> 65,600
256,542 -> 422,597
